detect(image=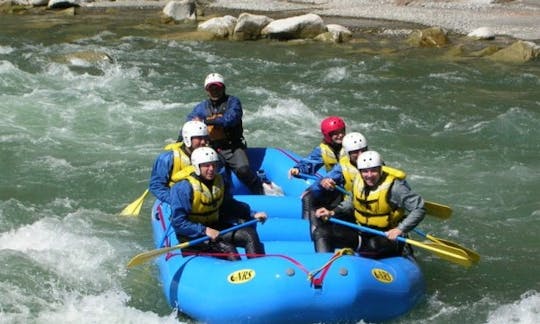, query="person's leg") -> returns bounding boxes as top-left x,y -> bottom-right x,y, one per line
358,233 -> 404,259
308,191 -> 344,253
222,226 -> 265,258
177,234 -> 240,261
222,147 -> 263,195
